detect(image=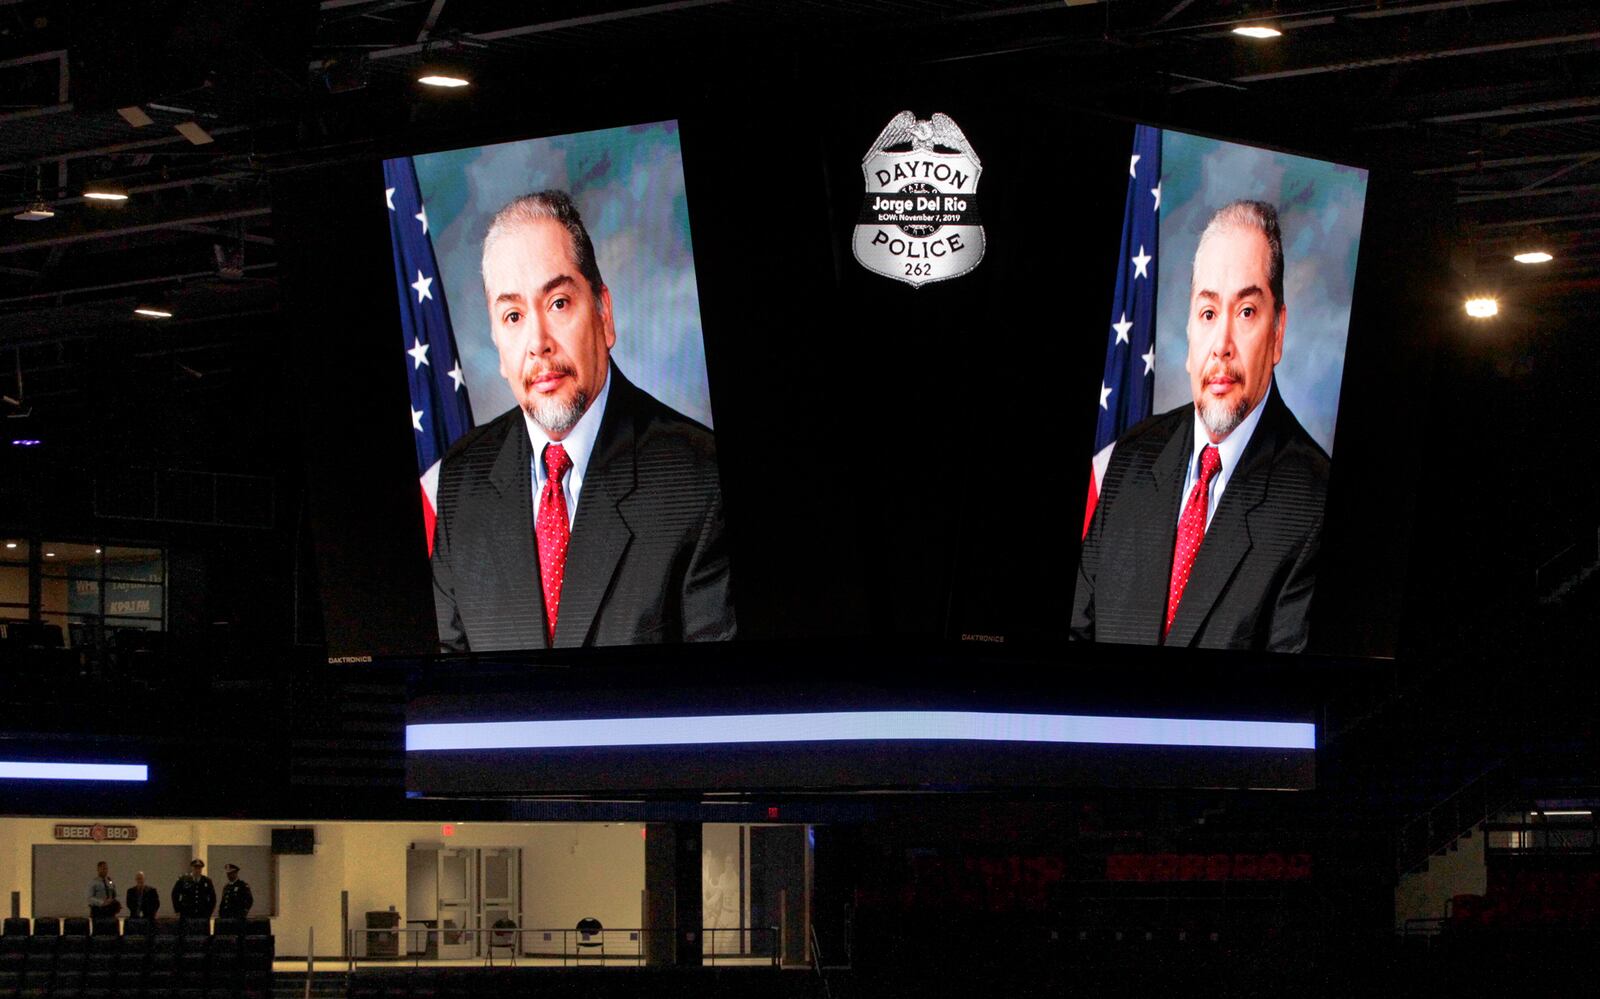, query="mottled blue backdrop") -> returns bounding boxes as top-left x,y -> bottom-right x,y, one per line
413,120 -> 713,428
1152,130 -> 1368,455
